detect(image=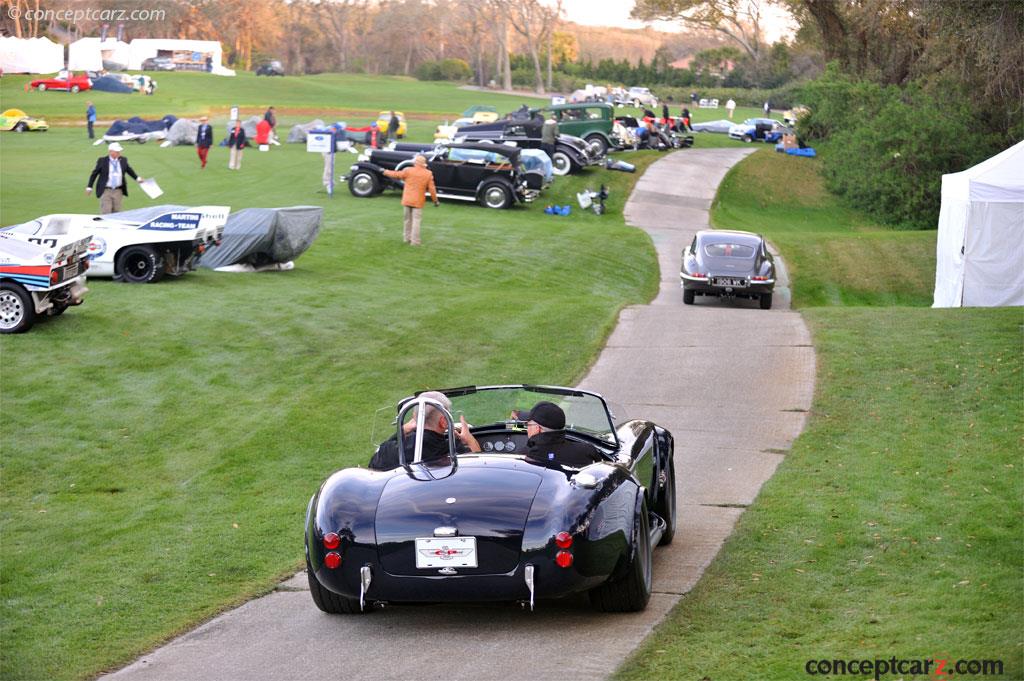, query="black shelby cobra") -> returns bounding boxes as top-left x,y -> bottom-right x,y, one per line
343,142 -> 538,209
454,116 -> 604,176
305,385 -> 676,613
